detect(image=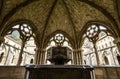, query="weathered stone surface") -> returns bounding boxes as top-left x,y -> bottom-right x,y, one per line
0,66 -> 25,79
0,66 -> 119,79
2,0 -> 114,43
94,66 -> 120,79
